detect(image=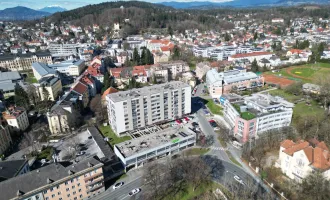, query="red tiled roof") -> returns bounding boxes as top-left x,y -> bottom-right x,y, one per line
283,141 -> 309,156
110,68 -> 124,78
132,66 -> 147,76
72,82 -> 88,94
289,49 -> 303,54
230,52 -> 272,59
102,87 -> 118,99
280,139 -> 295,149
160,46 -> 170,52
81,74 -> 94,85
150,40 -> 162,44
